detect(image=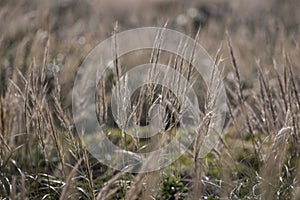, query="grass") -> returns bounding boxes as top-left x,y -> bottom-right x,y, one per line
0,0 -> 300,199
